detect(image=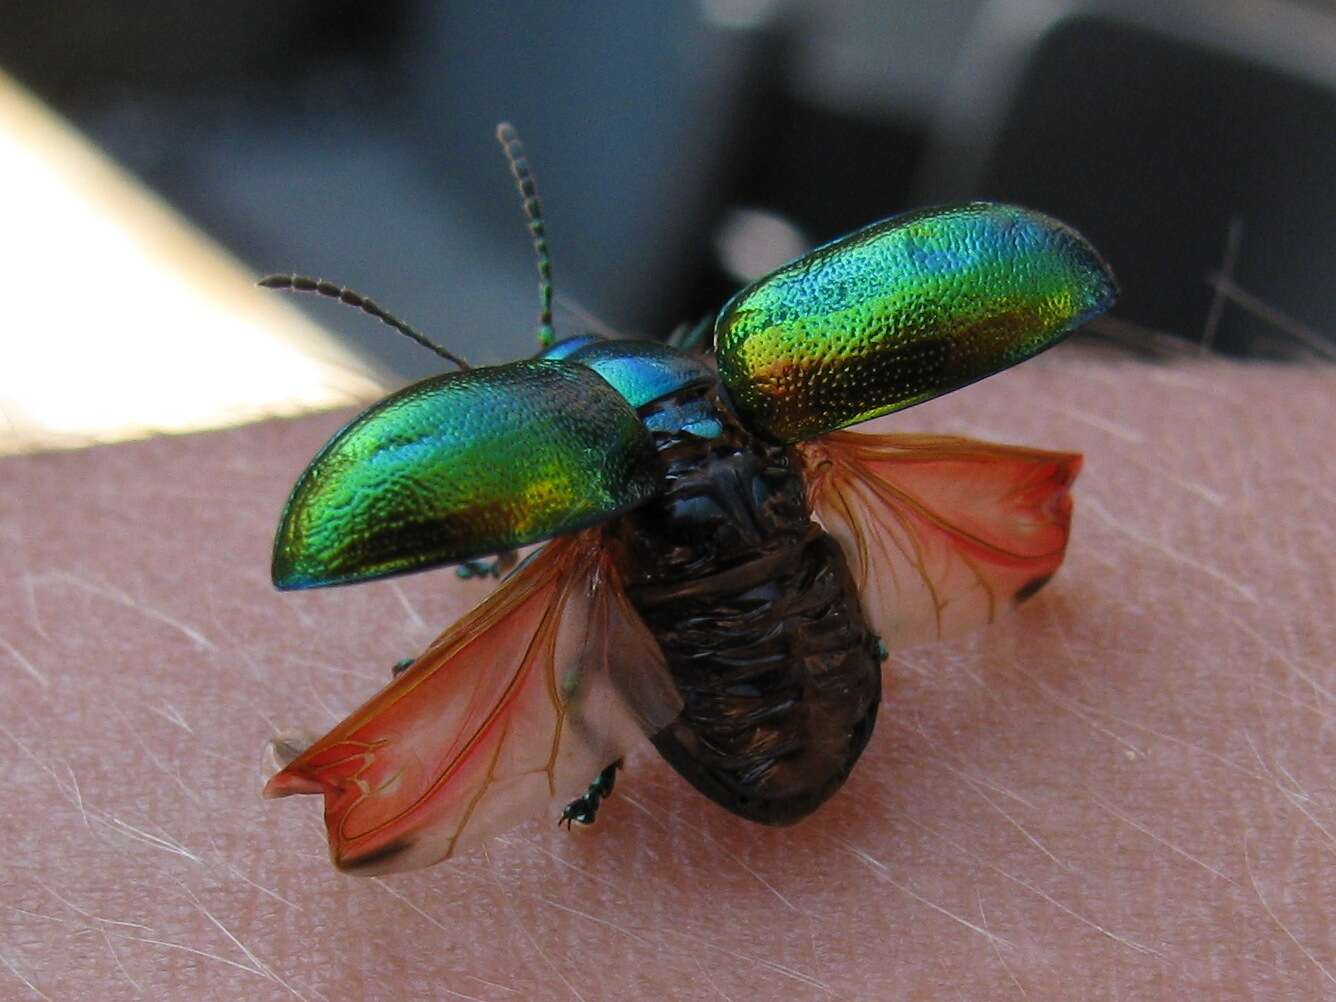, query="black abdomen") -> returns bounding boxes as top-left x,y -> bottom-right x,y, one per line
608,385 -> 881,825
